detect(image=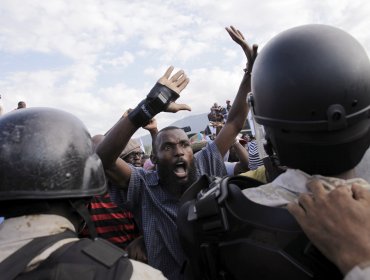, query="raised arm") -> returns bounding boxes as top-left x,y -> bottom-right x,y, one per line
143,118 -> 159,154
232,140 -> 250,175
95,66 -> 190,187
214,26 -> 258,157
